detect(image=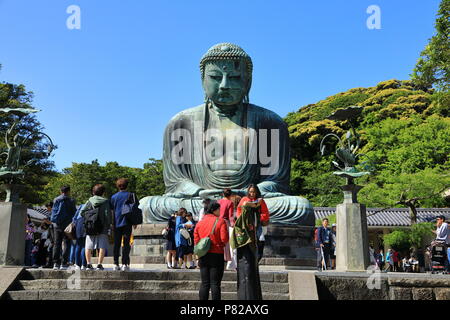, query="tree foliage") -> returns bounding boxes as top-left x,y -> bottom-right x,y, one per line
42,159 -> 164,205
286,79 -> 450,209
412,0 -> 450,93
0,79 -> 57,205
383,222 -> 434,251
